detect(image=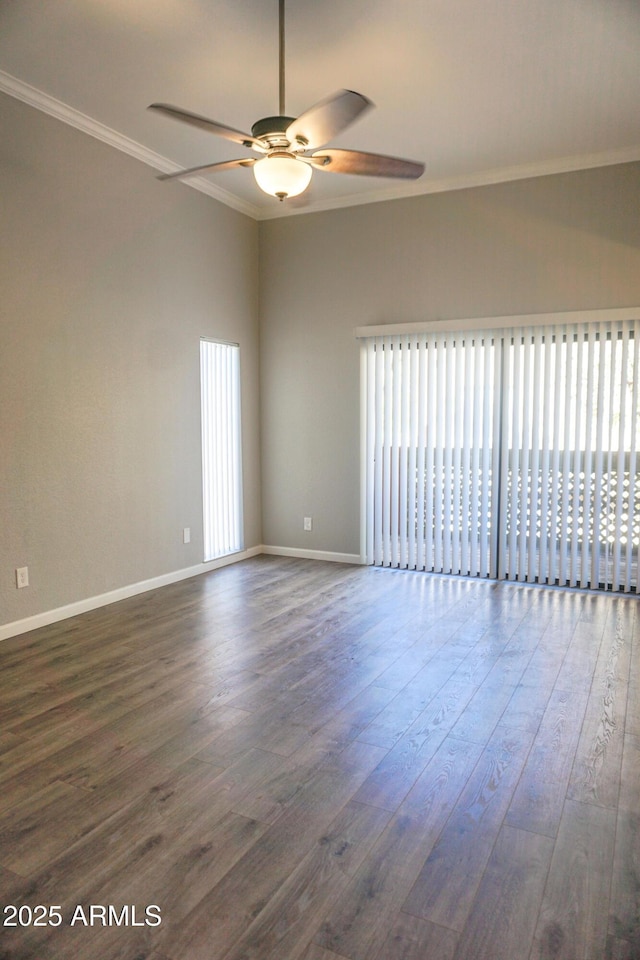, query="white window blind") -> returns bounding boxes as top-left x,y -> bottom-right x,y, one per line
361,318 -> 639,592
200,338 -> 244,562
499,321 -> 639,590
364,331 -> 500,578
